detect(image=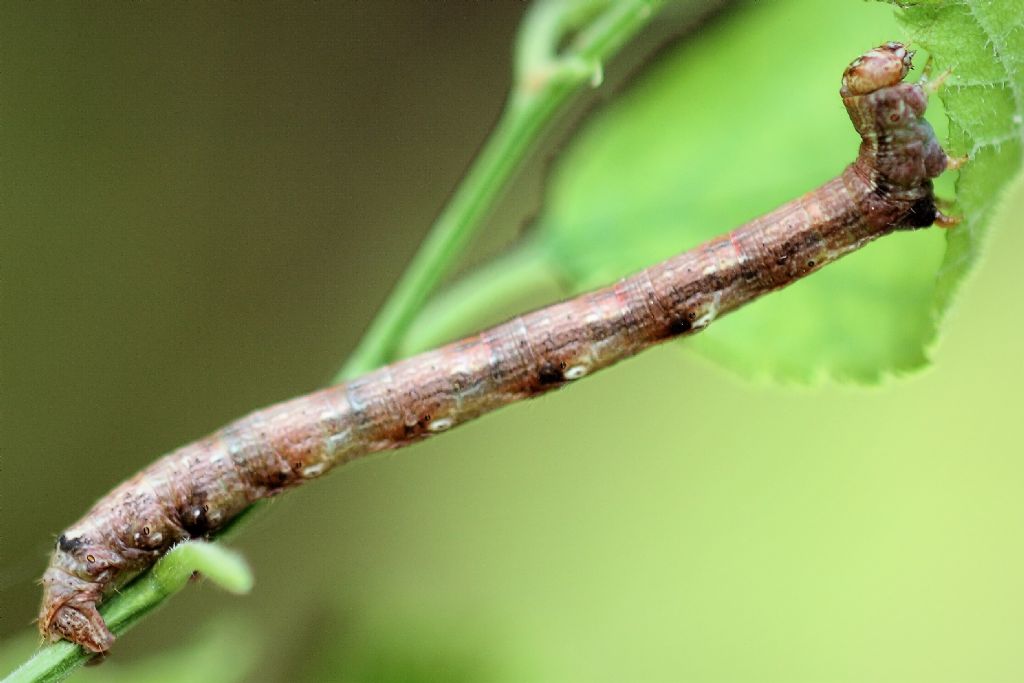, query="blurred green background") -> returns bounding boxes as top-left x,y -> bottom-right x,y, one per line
3,1 -> 1024,681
